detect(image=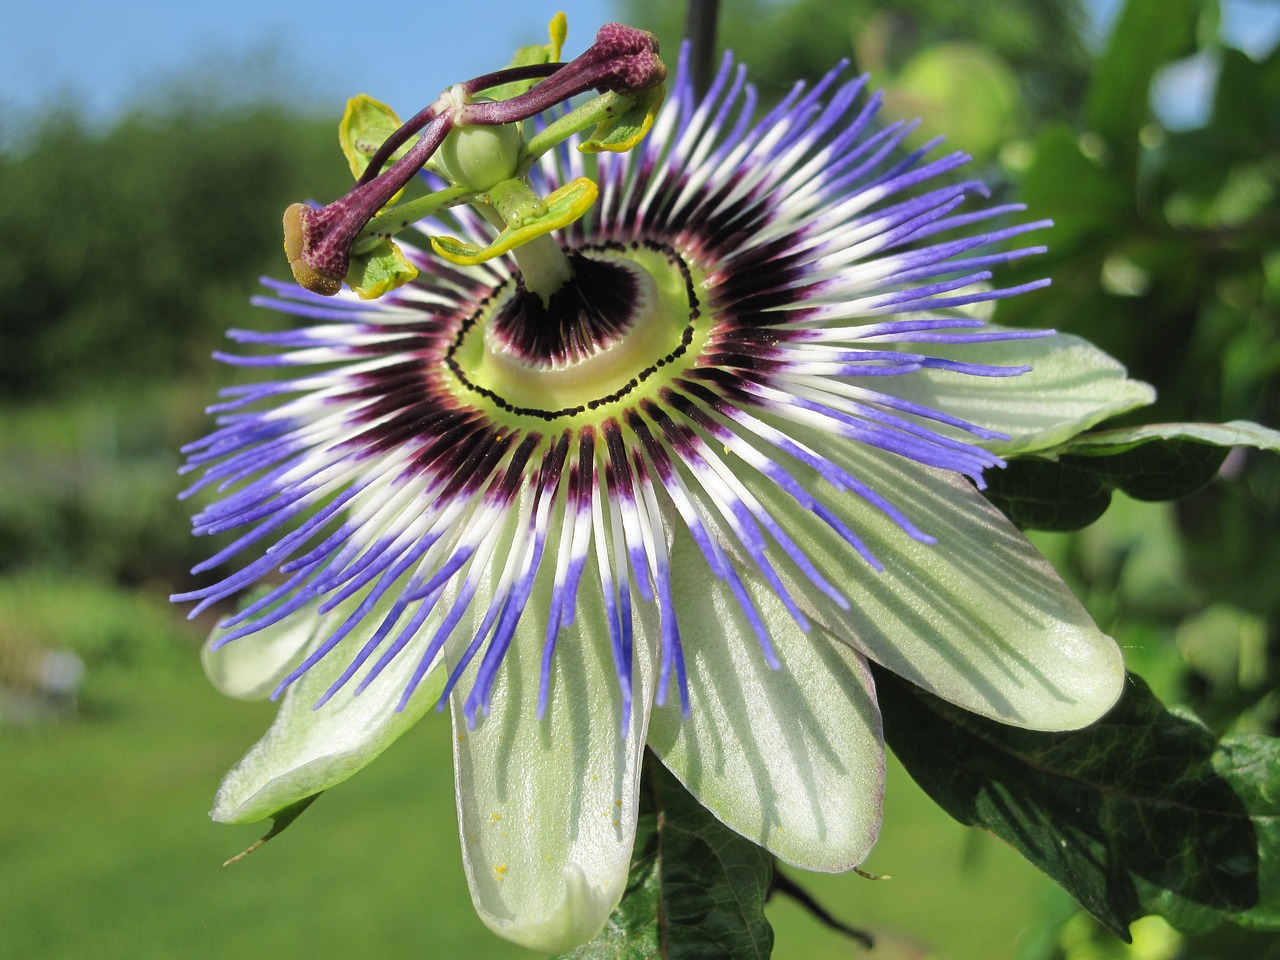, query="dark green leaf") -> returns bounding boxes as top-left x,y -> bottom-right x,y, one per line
982,456 -> 1122,531
875,667 -> 1279,938
1208,46 -> 1280,157
1016,125 -> 1132,248
985,442 -> 1227,530
984,421 -> 1280,530
557,753 -> 774,960
1087,0 -> 1200,170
